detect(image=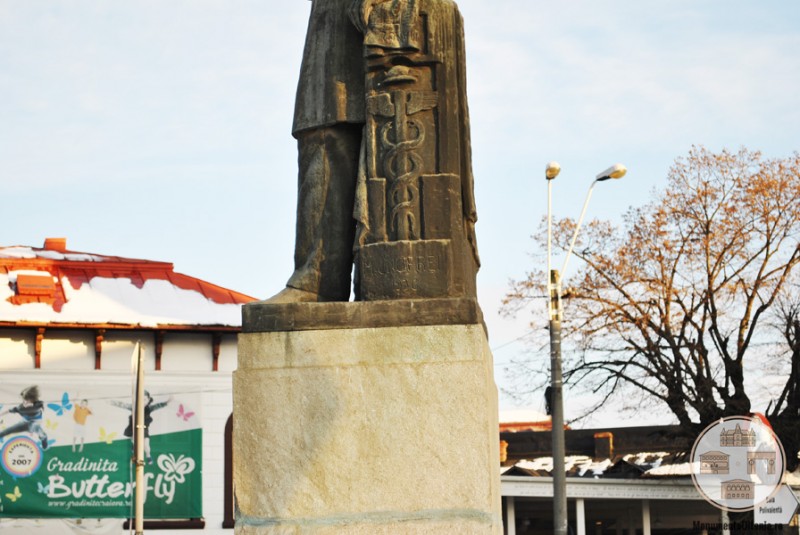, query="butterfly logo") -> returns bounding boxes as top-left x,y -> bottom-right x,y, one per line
48,392 -> 73,416
98,427 -> 117,445
45,418 -> 58,430
5,486 -> 21,502
176,404 -> 195,422
37,482 -> 51,495
157,454 -> 196,484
